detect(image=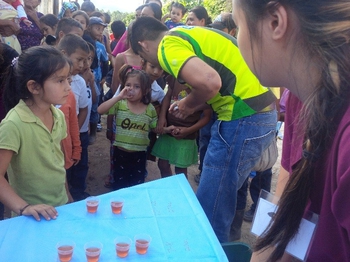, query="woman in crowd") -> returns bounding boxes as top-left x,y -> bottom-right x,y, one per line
17,0 -> 43,51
